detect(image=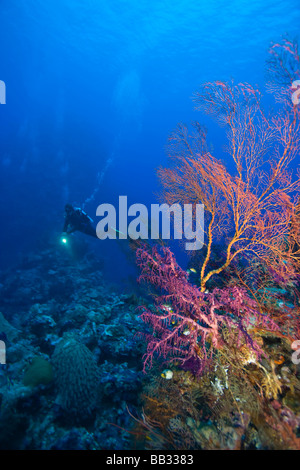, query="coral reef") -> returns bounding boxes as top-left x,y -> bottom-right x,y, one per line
0,241 -> 145,449
131,37 -> 300,450
136,244 -> 276,374
0,36 -> 299,451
